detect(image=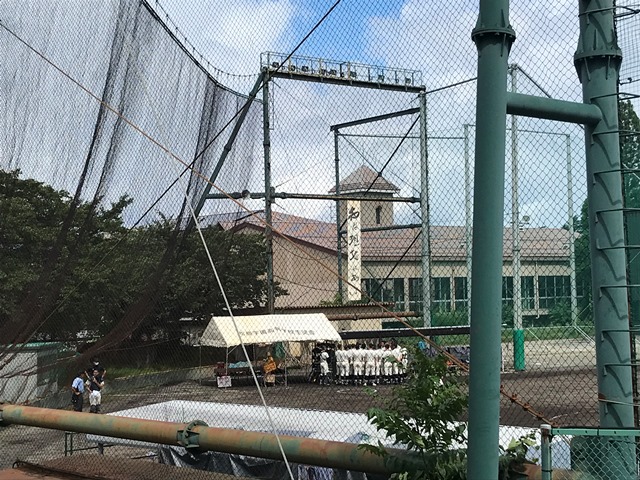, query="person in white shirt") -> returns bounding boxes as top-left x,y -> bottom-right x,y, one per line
363,343 -> 377,386
345,344 -> 356,385
382,343 -> 394,384
390,341 -> 403,384
71,371 -> 86,412
399,346 -> 409,383
319,348 -> 330,385
352,343 -> 365,385
335,346 -> 348,385
373,342 -> 385,385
